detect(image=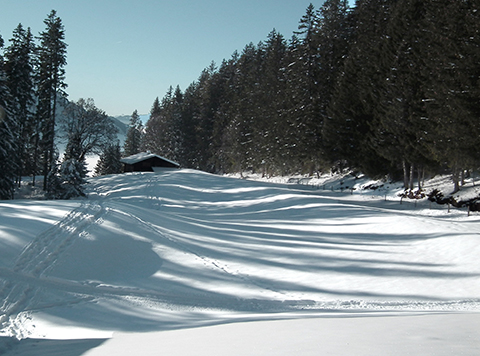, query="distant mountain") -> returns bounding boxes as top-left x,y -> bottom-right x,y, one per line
112,115 -> 131,127
109,116 -> 128,137
109,114 -> 149,145
112,114 -> 149,127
